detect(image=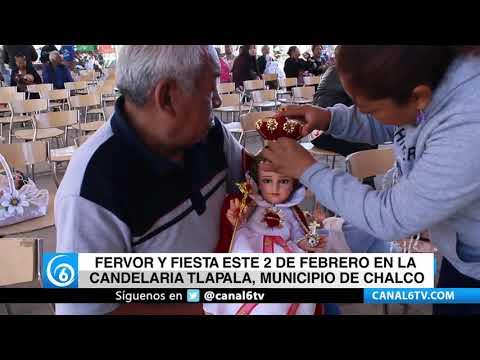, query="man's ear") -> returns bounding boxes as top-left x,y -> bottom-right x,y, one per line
152,79 -> 177,117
